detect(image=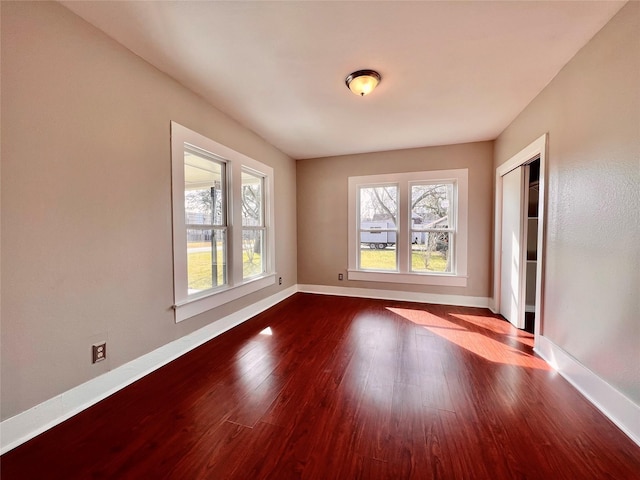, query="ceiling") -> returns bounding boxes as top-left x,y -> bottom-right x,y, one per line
60,1 -> 626,160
